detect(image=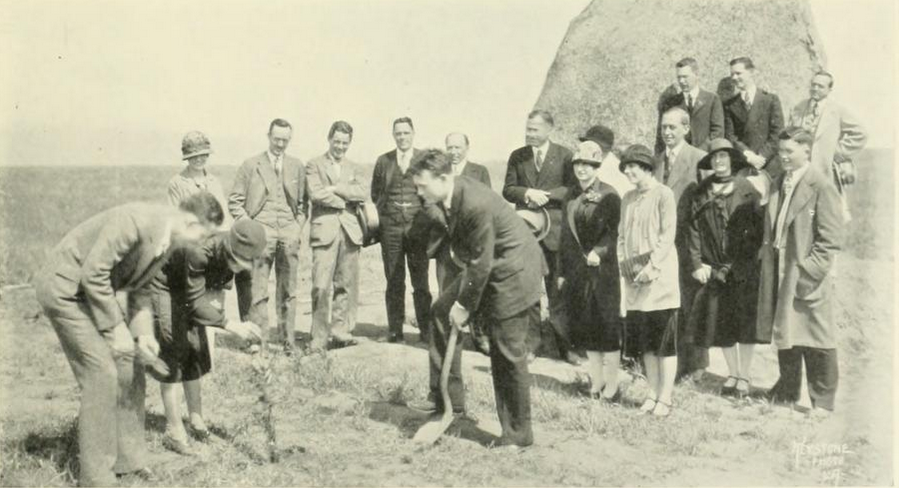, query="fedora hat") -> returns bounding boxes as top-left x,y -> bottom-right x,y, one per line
579,124 -> 614,150
356,201 -> 381,247
618,144 -> 657,173
516,207 -> 551,242
697,138 -> 749,173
